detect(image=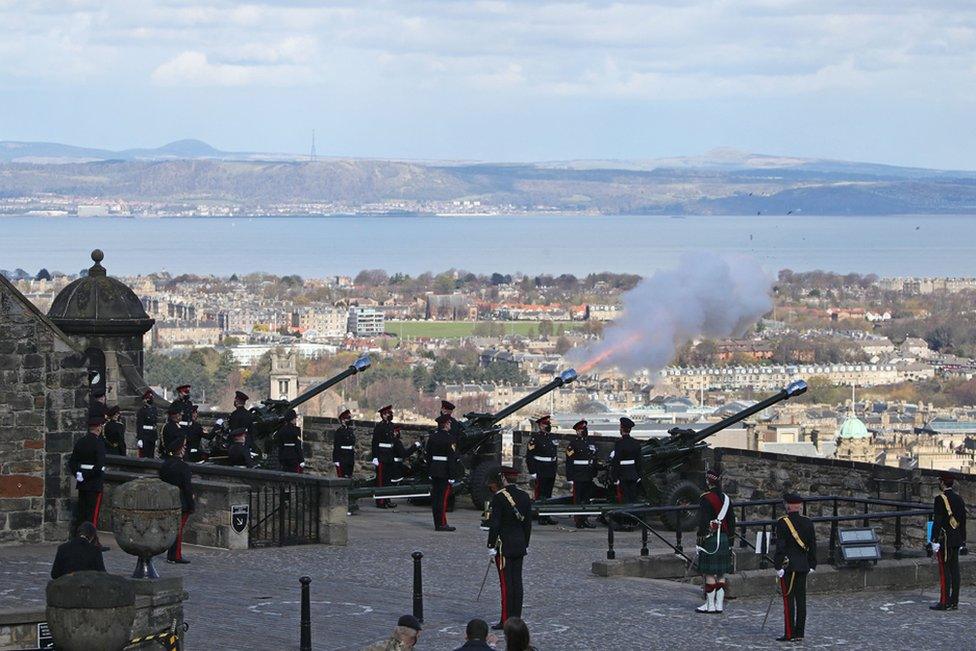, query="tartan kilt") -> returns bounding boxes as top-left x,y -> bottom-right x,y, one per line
696,531 -> 733,575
